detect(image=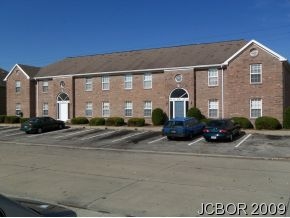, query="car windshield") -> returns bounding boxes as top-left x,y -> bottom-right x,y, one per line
29,118 -> 40,123
207,120 -> 226,128
165,121 -> 184,127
